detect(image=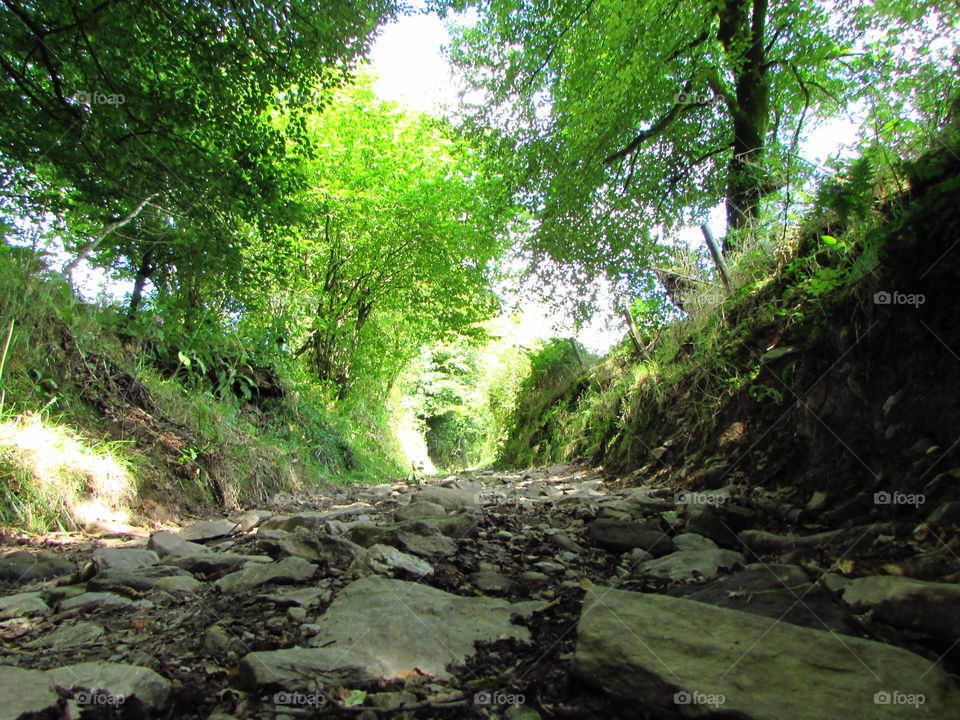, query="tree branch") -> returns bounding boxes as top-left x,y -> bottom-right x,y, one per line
63,193 -> 158,277
603,81 -> 695,165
